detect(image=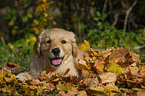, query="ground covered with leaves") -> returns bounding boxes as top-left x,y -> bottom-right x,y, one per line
0,41 -> 145,96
